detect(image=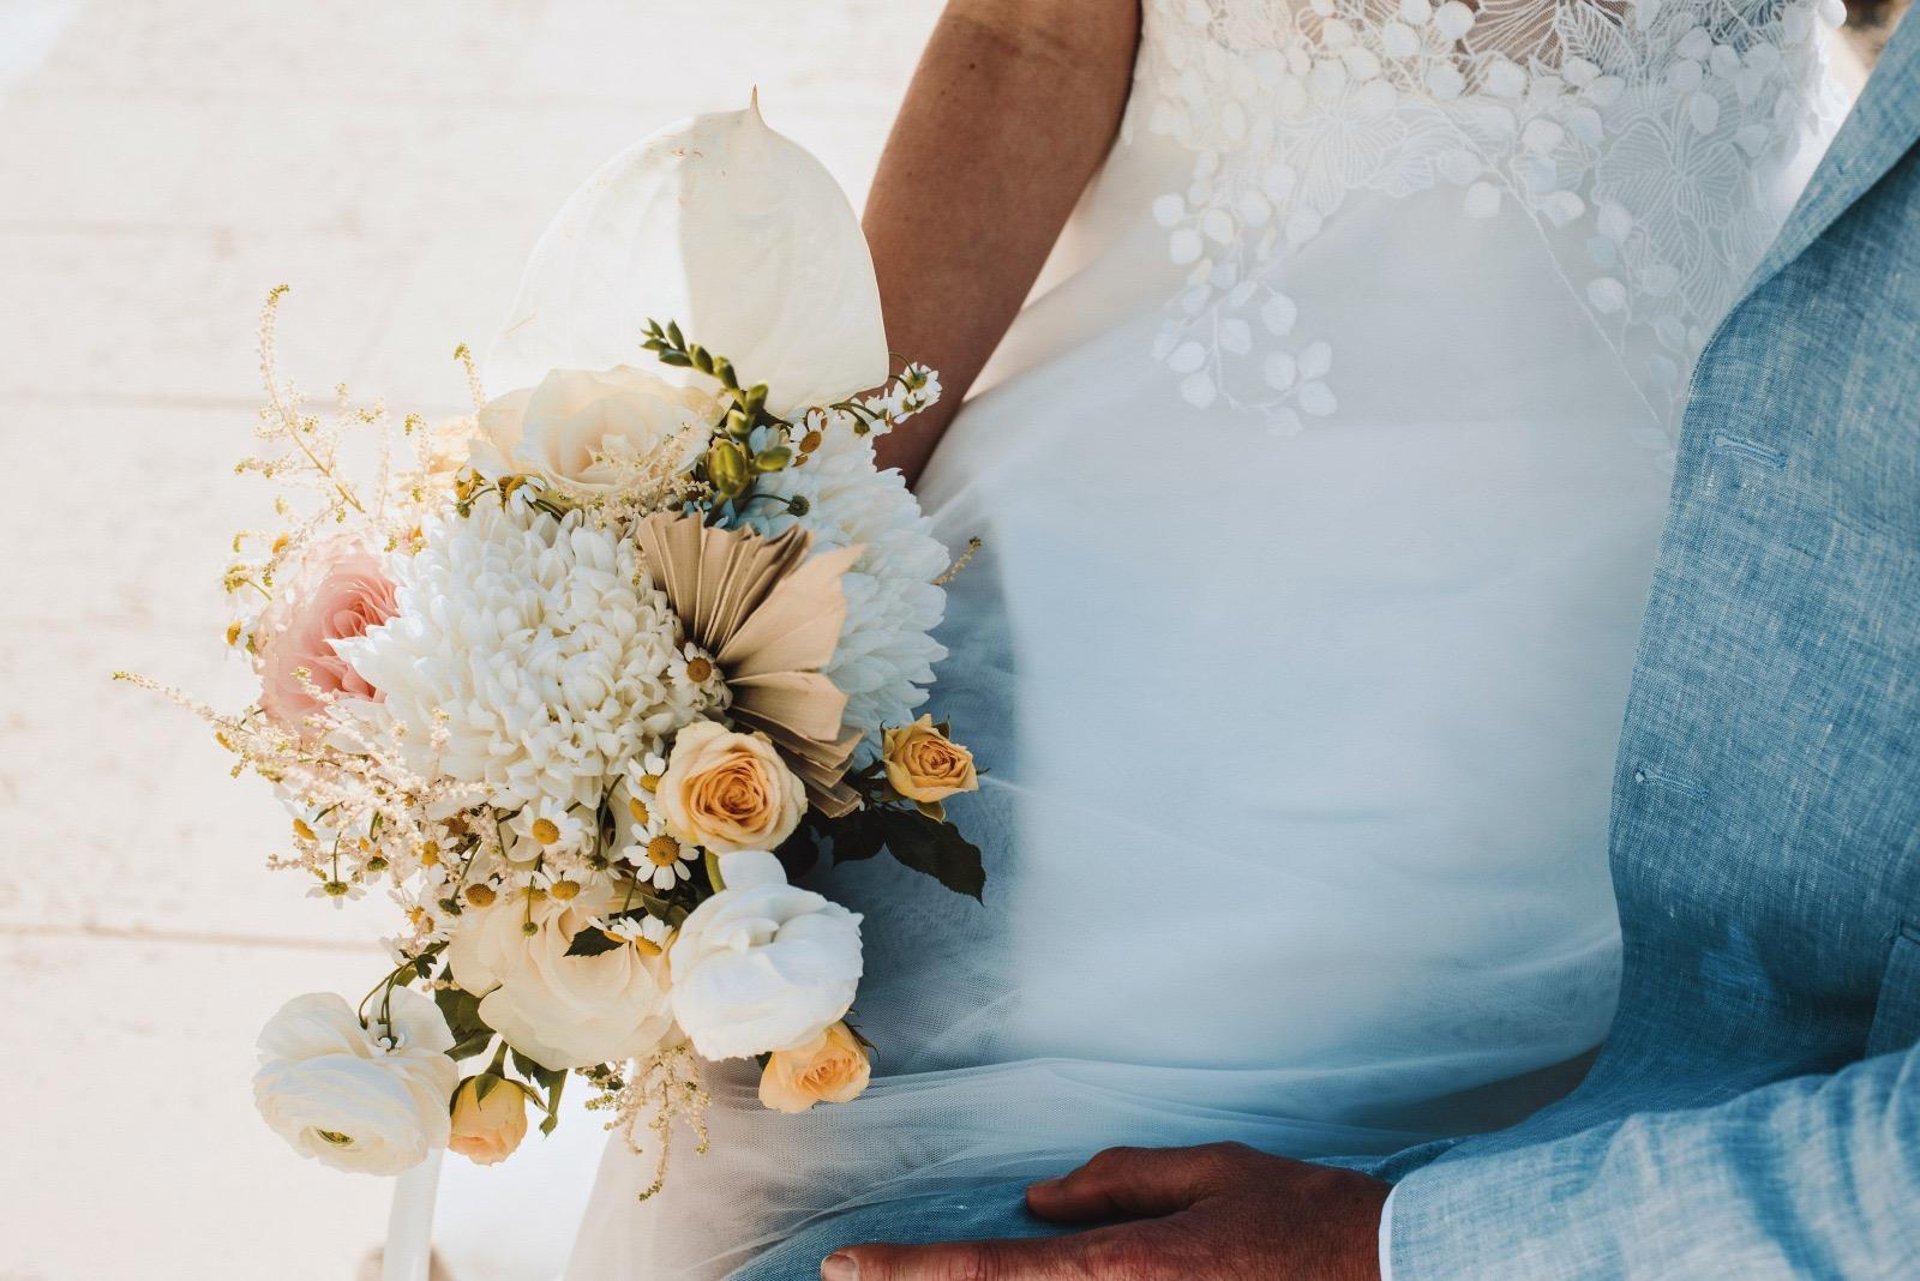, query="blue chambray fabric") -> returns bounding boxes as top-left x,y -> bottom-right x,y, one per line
1385,15 -> 1920,1278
